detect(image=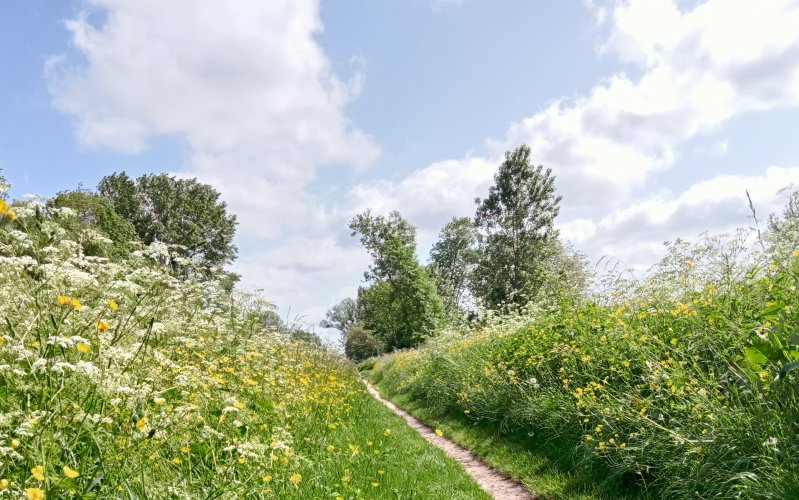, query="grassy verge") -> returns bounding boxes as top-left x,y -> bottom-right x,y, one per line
0,200 -> 487,499
365,373 -> 649,500
359,237 -> 799,499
